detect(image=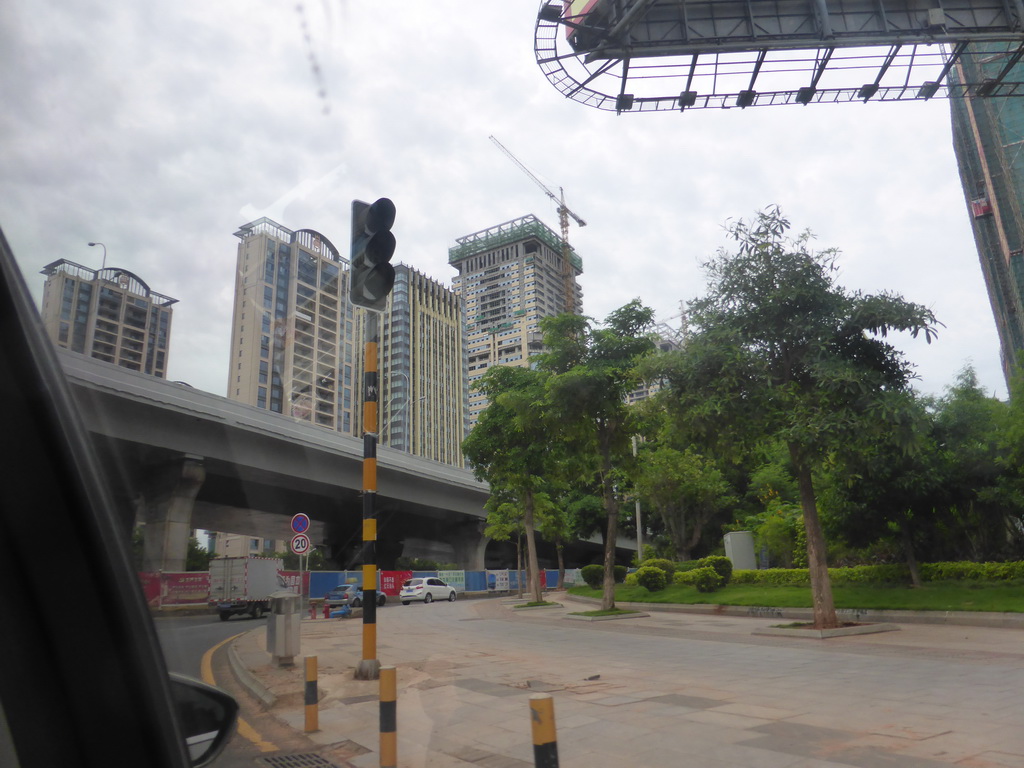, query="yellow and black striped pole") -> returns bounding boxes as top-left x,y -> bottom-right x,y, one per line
380,665 -> 397,768
304,656 -> 318,732
530,694 -> 559,768
356,311 -> 382,681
